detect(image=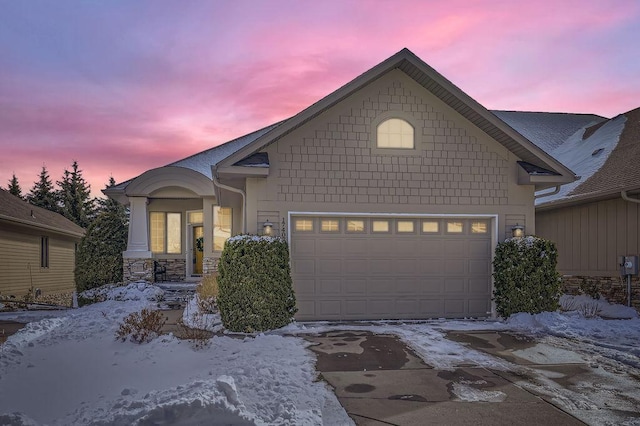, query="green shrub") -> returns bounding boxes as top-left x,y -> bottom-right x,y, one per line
217,235 -> 297,332
492,236 -> 562,318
